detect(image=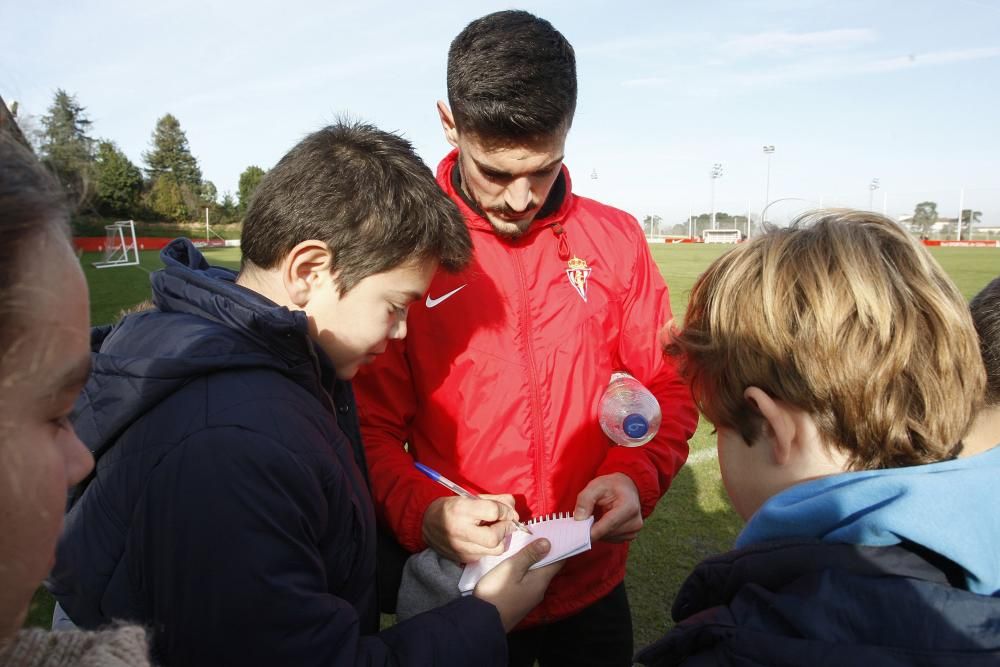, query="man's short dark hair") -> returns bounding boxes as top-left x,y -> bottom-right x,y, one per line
240,121 -> 471,294
447,10 -> 577,140
971,277 -> 1000,406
